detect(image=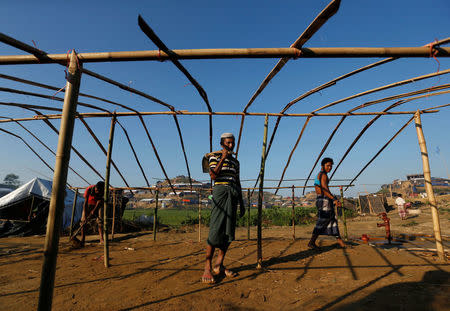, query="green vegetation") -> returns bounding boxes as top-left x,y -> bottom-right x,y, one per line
124,206 -> 324,228
401,221 -> 419,227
